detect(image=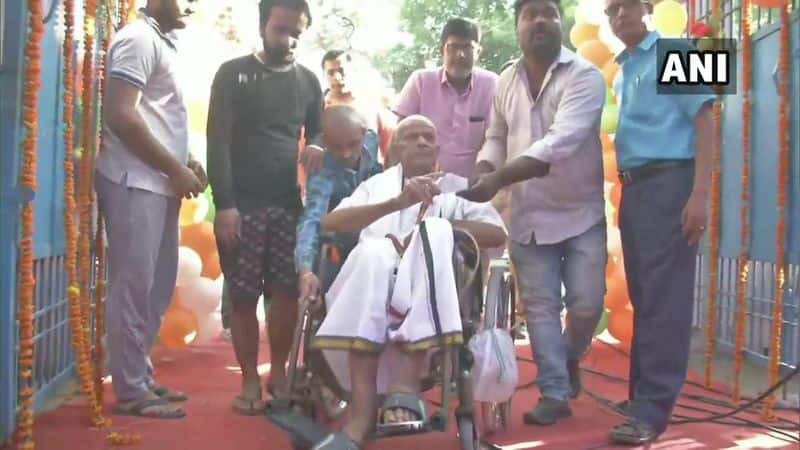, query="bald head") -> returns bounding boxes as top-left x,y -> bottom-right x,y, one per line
321,104 -> 368,169
394,115 -> 436,141
391,115 -> 439,177
322,104 -> 367,132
